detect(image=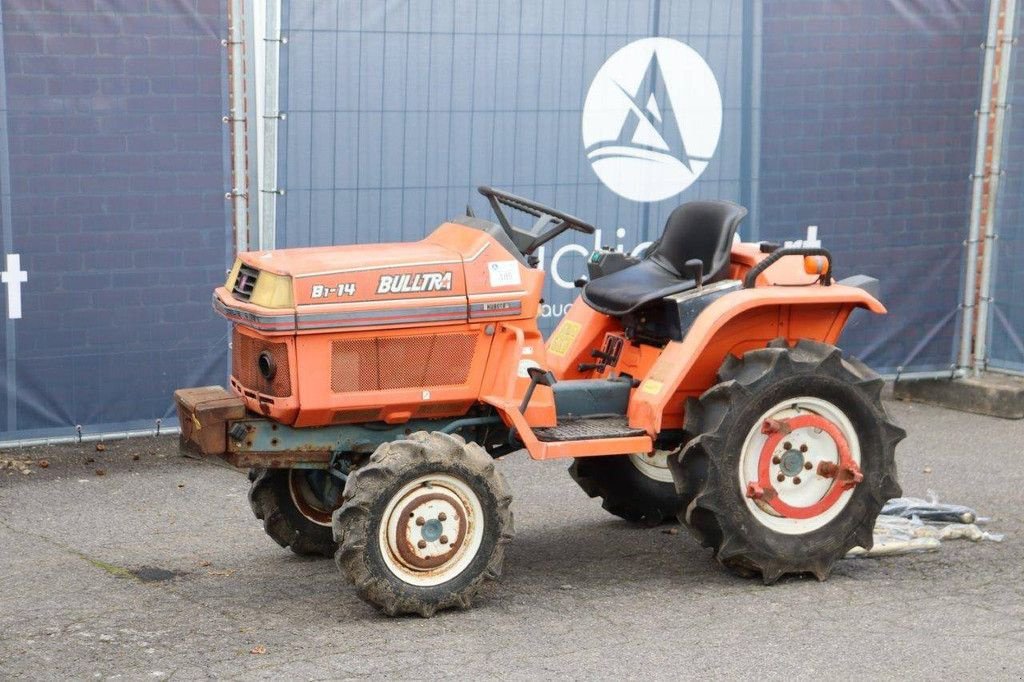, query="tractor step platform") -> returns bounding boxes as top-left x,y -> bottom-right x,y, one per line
534,416 -> 645,442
